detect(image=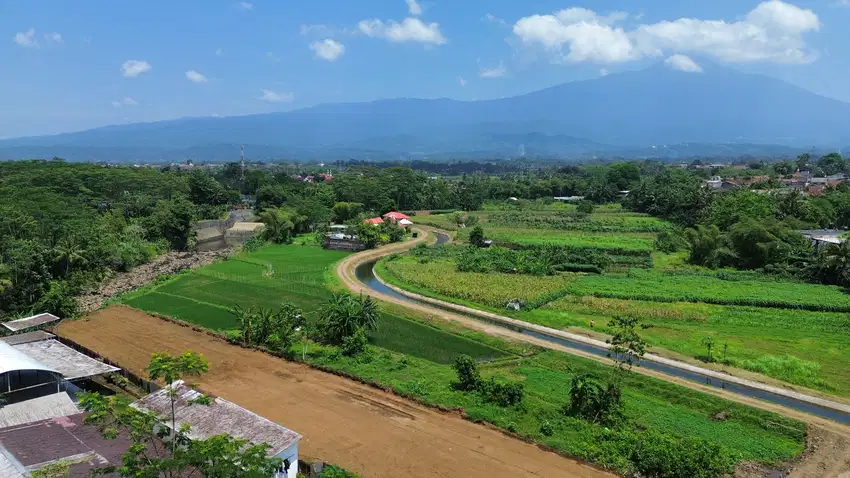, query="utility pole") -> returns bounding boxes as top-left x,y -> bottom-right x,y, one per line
240,145 -> 246,181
